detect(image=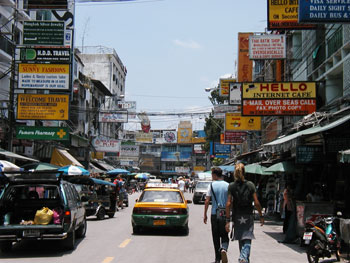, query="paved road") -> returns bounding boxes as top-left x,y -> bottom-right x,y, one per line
0,191 -> 344,263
